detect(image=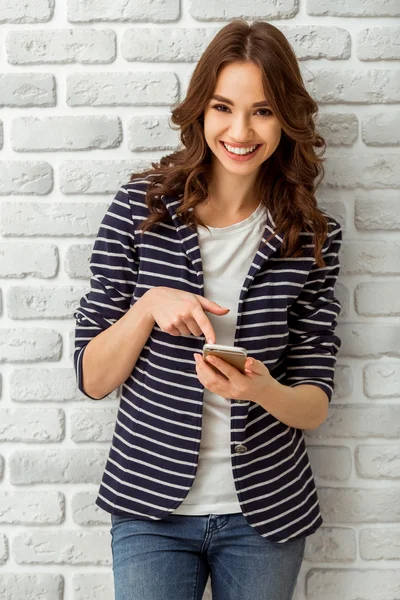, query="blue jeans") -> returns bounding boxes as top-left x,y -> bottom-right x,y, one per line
111,512 -> 305,600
